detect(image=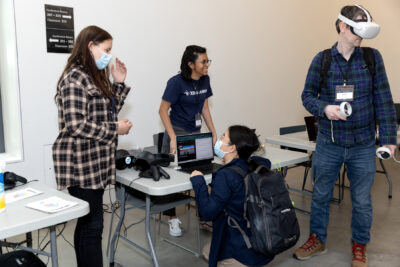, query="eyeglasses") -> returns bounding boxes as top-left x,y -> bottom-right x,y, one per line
197,59 -> 212,66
